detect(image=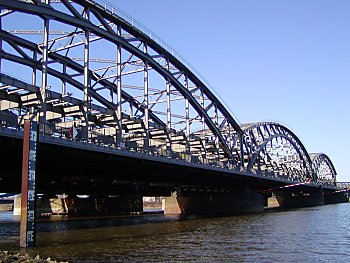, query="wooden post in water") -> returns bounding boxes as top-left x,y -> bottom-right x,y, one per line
20,120 -> 38,247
